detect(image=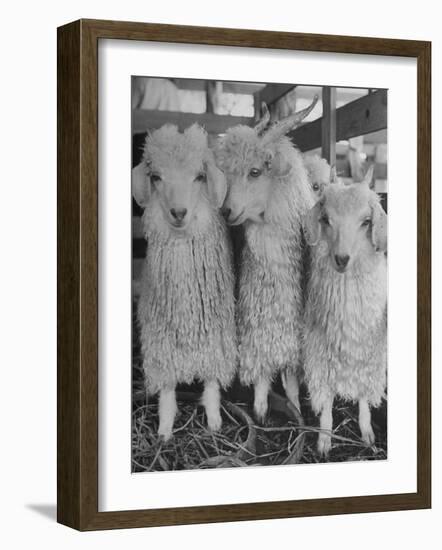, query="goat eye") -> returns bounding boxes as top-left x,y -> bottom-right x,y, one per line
195,172 -> 207,183
150,173 -> 162,184
249,168 -> 262,178
312,183 -> 319,191
361,218 -> 371,227
320,214 -> 330,225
